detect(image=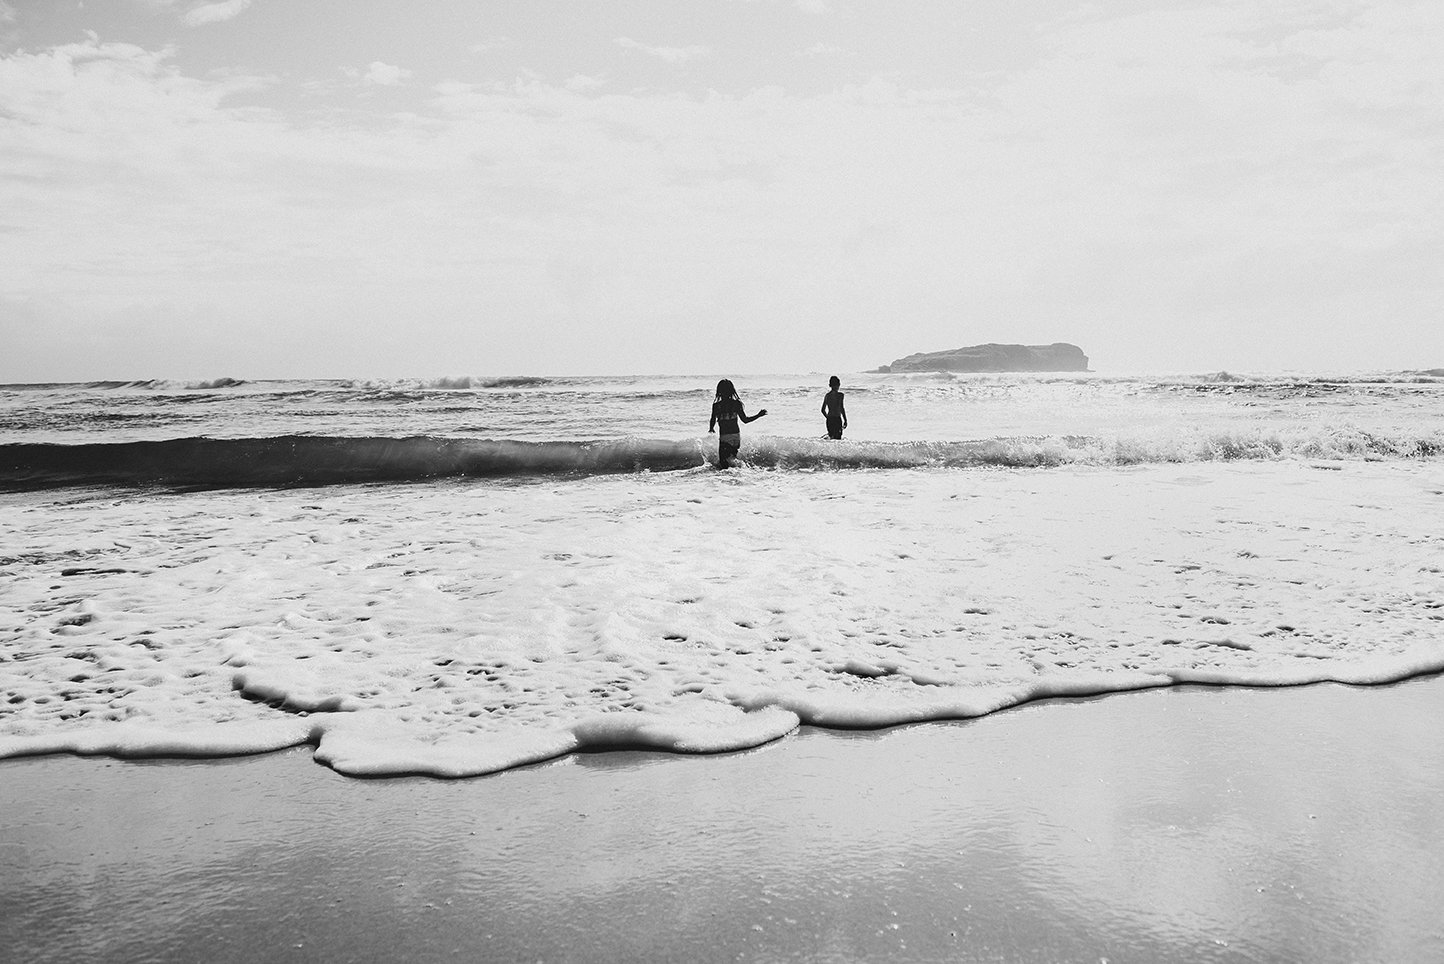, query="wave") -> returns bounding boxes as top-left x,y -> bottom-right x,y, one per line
73,378 -> 248,391
338,375 -> 555,391
739,428 -> 1444,471
1158,370 -> 1444,389
183,376 -> 247,390
7,370 -> 1442,401
3,426 -> 1442,489
68,379 -> 168,390
0,436 -> 709,488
